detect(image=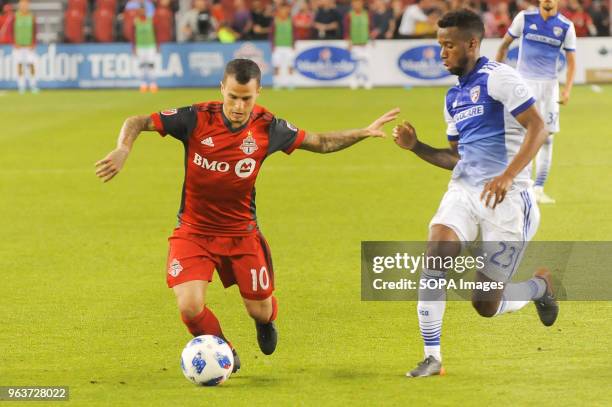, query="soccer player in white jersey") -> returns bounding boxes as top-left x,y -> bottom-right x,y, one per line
393,9 -> 558,378
496,0 -> 576,204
